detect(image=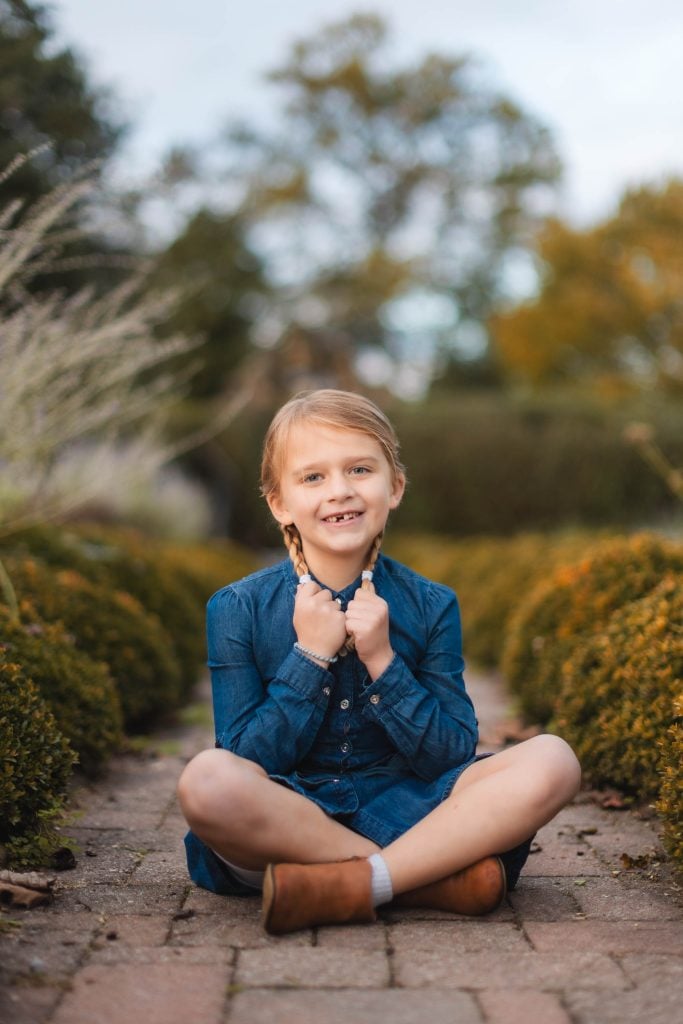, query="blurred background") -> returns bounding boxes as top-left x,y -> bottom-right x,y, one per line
2,0 -> 682,546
